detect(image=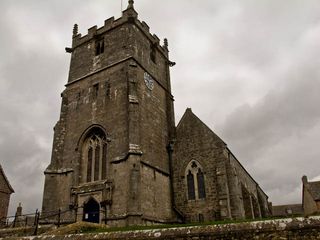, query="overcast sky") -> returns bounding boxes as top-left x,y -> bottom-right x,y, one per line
1,0 -> 320,217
